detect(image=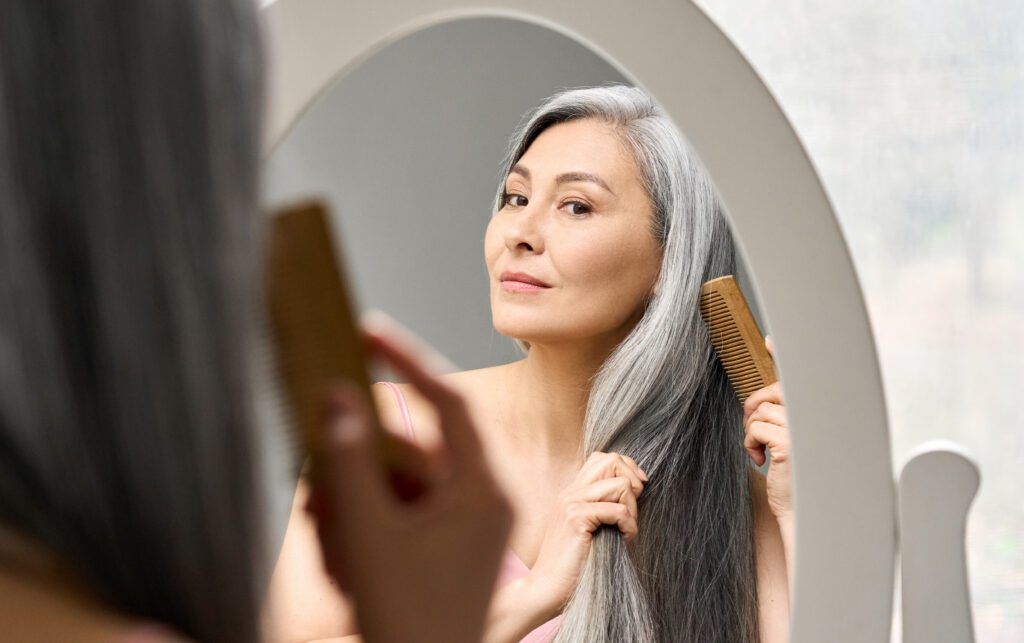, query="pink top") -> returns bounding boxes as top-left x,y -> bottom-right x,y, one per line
378,382 -> 562,643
